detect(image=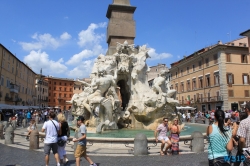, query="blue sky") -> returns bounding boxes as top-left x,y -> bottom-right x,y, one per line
0,0 -> 249,79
